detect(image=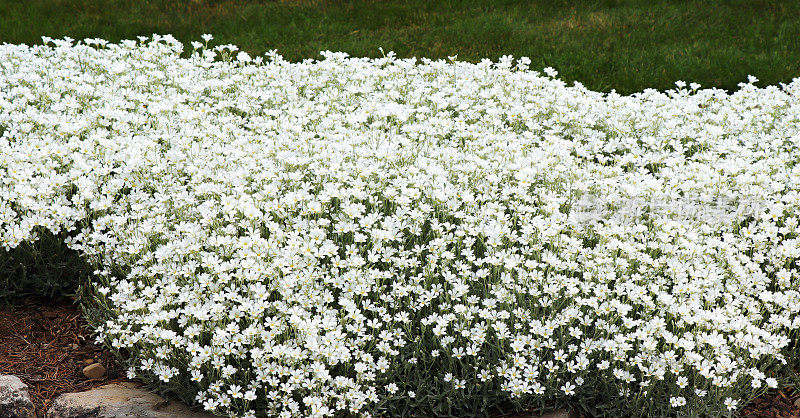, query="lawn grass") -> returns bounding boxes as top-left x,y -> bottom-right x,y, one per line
1,0 -> 799,94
